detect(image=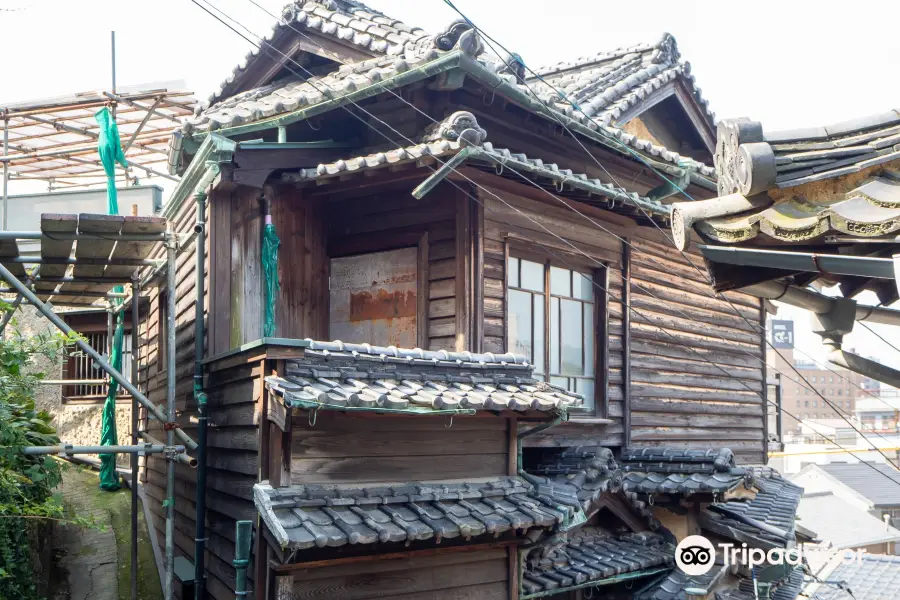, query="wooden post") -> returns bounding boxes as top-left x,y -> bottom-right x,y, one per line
455,186 -> 472,351
274,574 -> 294,600
508,546 -> 519,600
760,299 -> 769,460
622,244 -> 632,448
596,266 -> 609,418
